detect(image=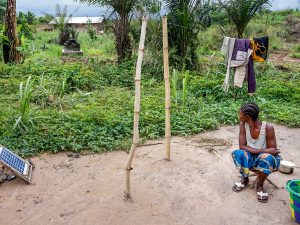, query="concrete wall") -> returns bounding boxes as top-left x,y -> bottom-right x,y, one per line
69,23 -> 103,31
